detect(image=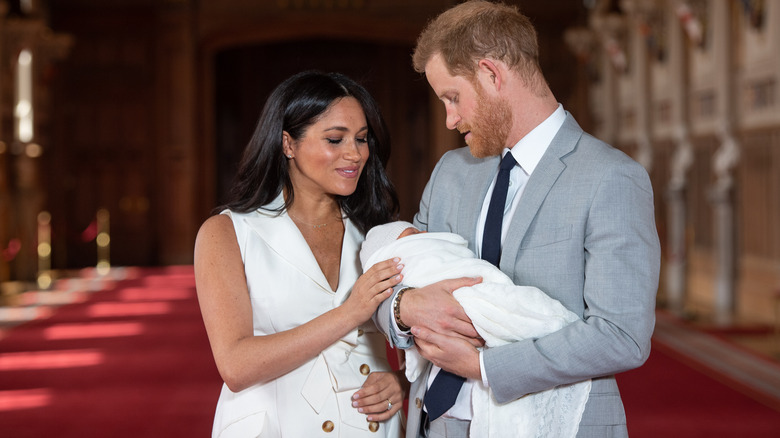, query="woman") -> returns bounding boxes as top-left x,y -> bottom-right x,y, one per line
194,71 -> 406,438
